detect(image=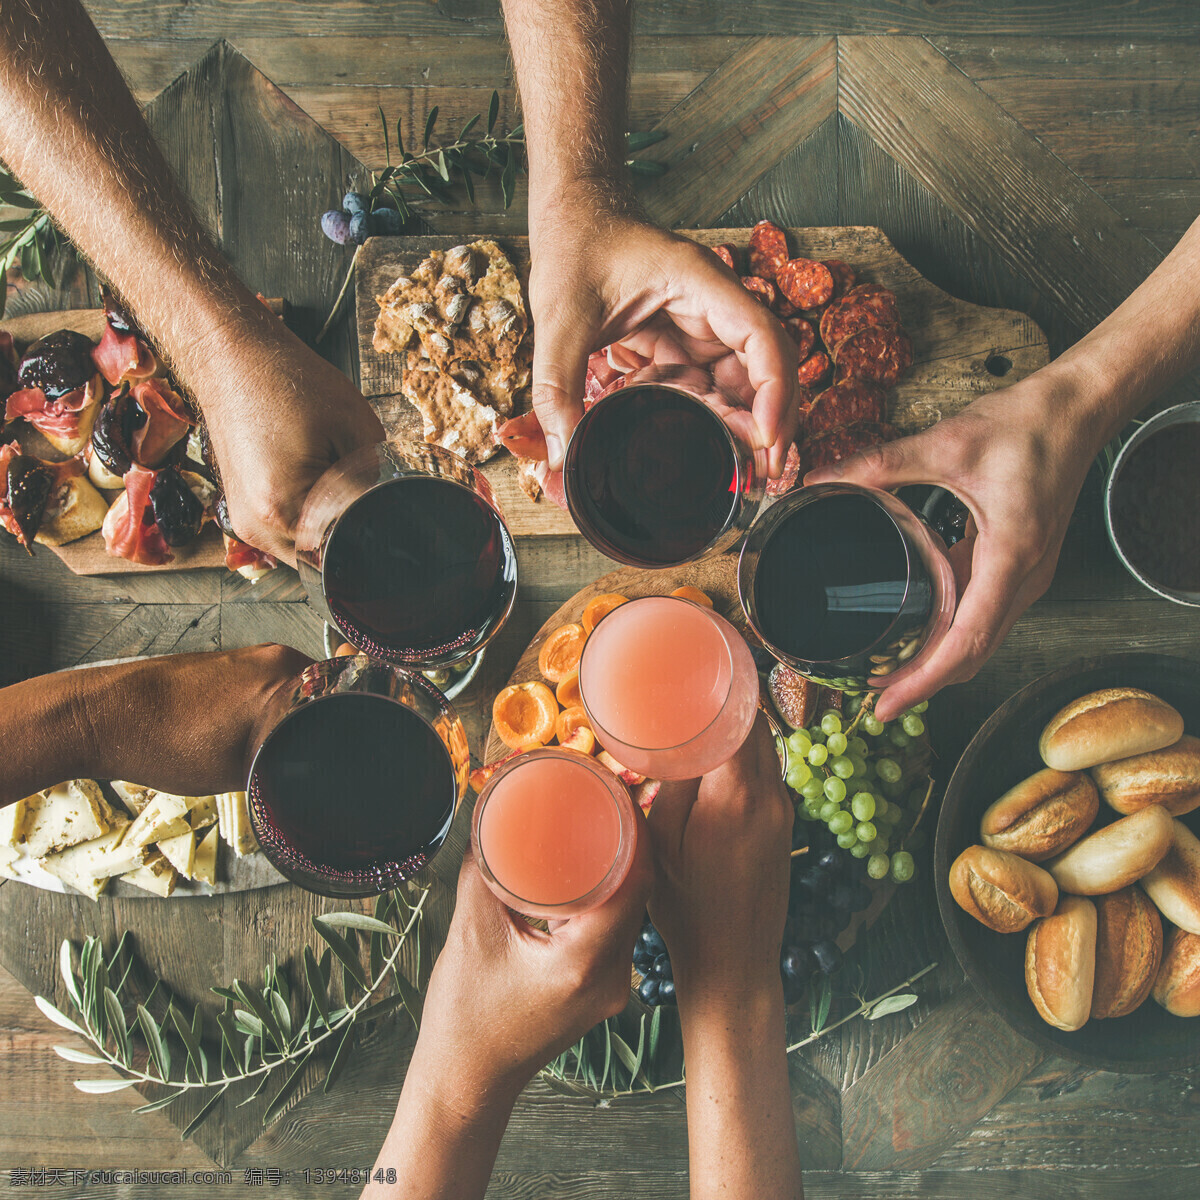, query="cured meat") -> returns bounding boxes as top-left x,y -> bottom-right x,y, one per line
748,220 -> 789,283
224,534 -> 278,577
494,410 -> 549,461
741,276 -> 779,308
711,243 -> 740,272
5,377 -> 102,454
804,380 -> 887,437
796,350 -> 831,389
91,321 -> 157,387
129,378 -> 194,467
771,290 -> 799,319
764,440 -> 802,497
782,317 -> 816,360
822,259 -> 857,301
832,325 -> 914,388
102,463 -> 171,566
0,443 -> 50,550
819,287 -> 901,354
777,258 -> 835,310
800,422 -> 899,475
